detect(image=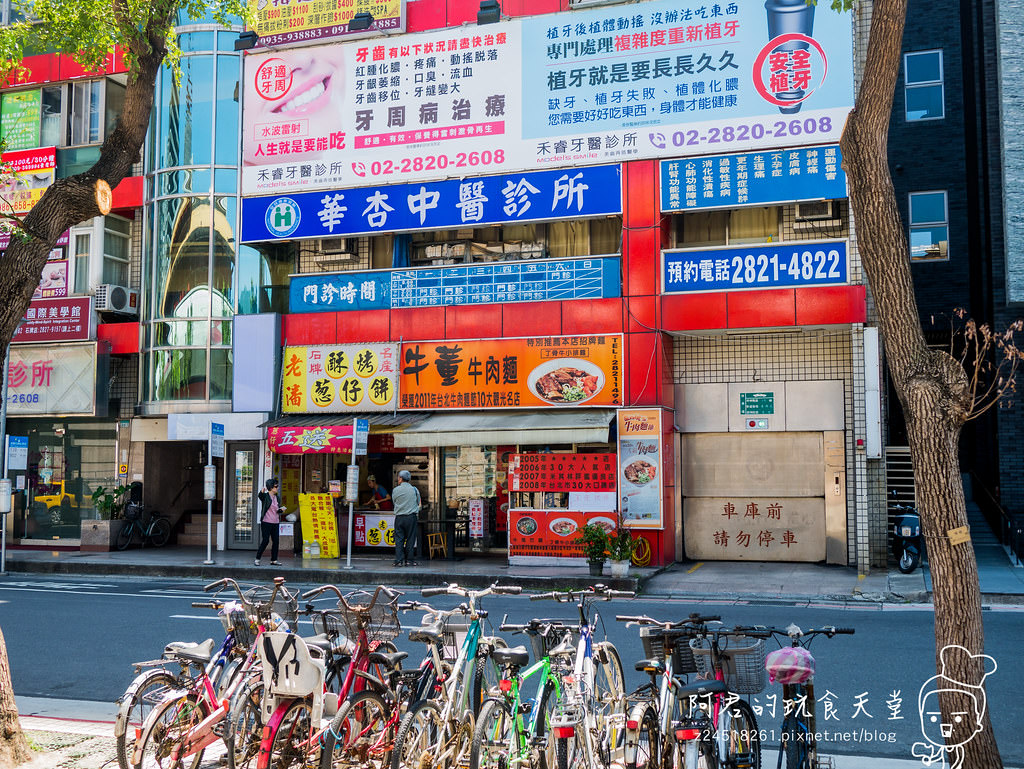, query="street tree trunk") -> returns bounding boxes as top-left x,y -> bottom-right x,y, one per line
0,13 -> 176,765
0,626 -> 30,768
840,0 -> 1001,765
